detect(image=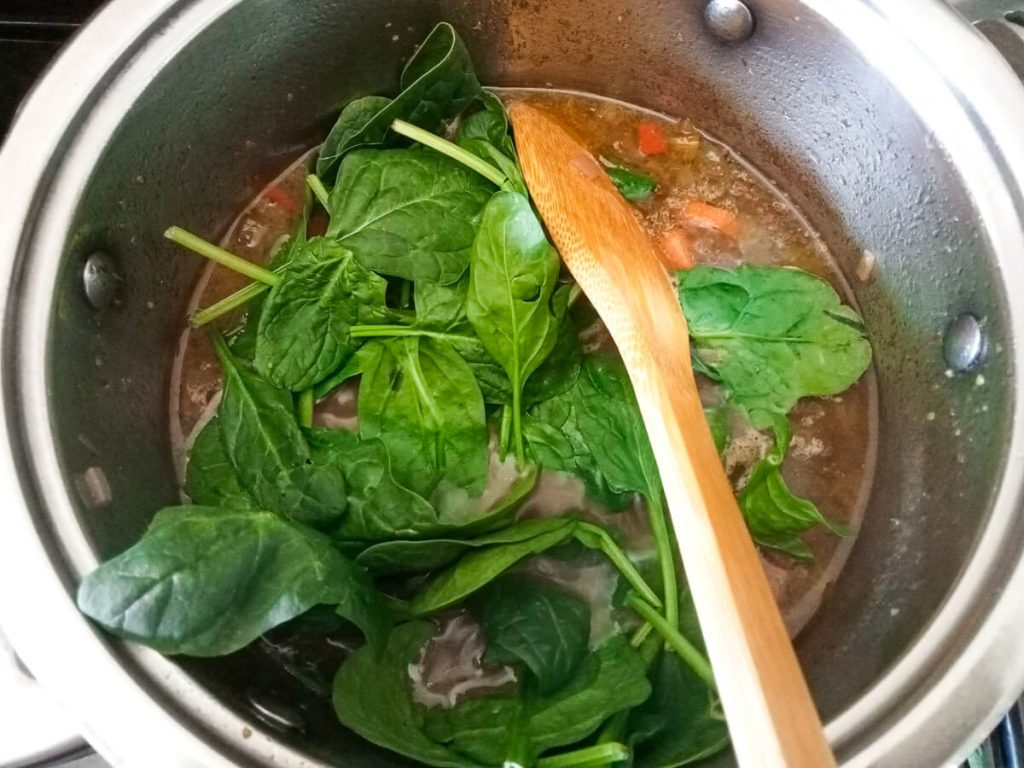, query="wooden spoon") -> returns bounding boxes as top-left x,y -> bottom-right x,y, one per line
508,101 -> 836,768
